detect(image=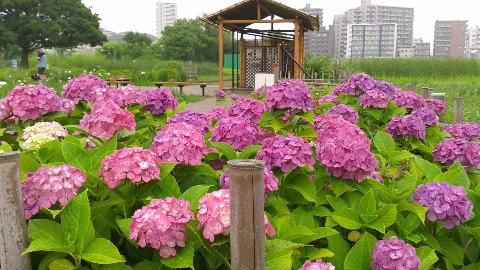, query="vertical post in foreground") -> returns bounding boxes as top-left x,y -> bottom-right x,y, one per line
454,98 -> 464,123
218,16 -> 224,91
407,84 -> 416,91
421,87 -> 430,98
431,93 -> 447,123
0,152 -> 32,270
228,159 -> 265,270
